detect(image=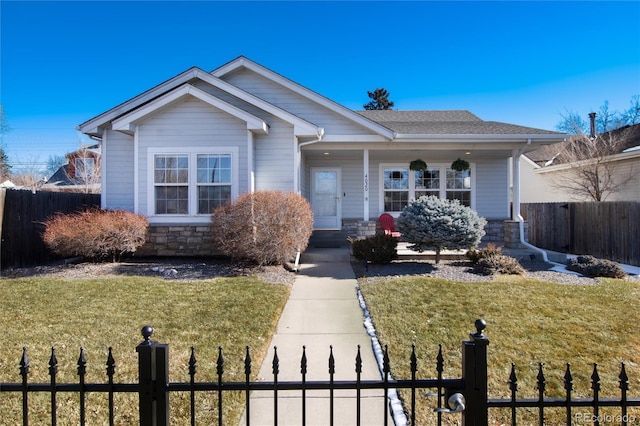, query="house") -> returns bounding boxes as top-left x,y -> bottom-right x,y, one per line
43,144 -> 101,193
521,123 -> 640,202
78,56 -> 566,256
